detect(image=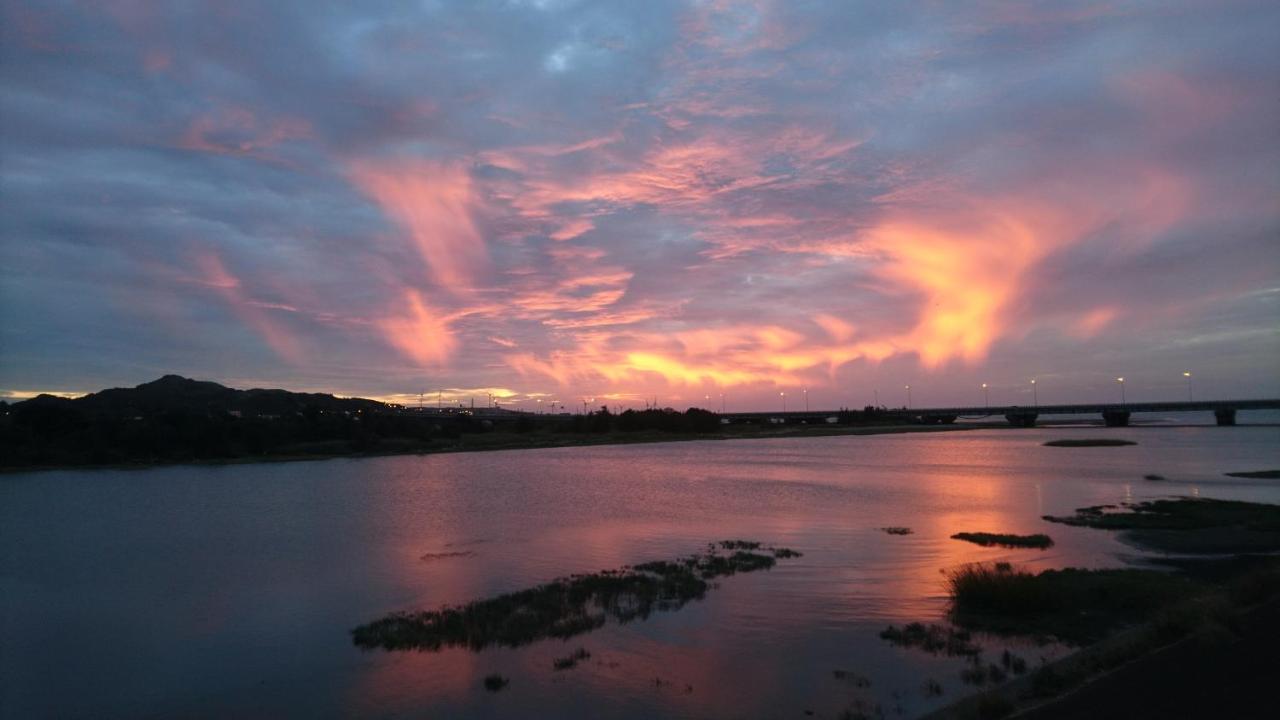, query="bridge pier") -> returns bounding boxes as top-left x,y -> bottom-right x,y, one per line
1005,412 -> 1038,428
1102,410 -> 1131,427
1214,408 -> 1237,426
